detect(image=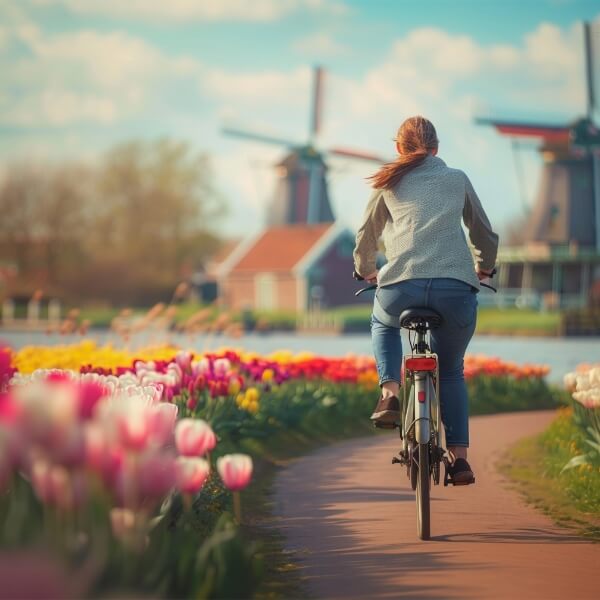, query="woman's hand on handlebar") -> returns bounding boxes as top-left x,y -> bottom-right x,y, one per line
365,270 -> 379,284
353,268 -> 378,285
476,266 -> 496,281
